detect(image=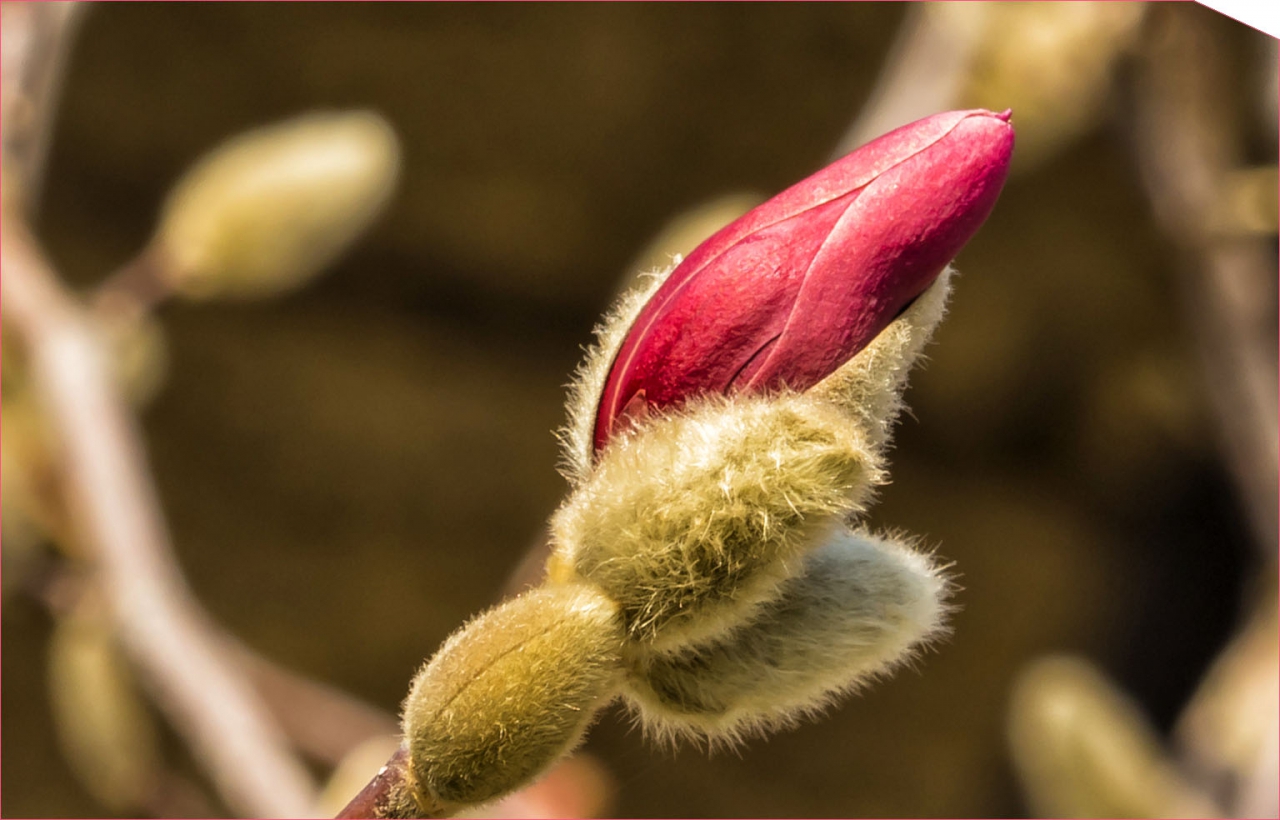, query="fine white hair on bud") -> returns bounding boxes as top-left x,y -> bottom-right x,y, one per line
559,265 -> 672,488
619,528 -> 951,747
549,392 -> 882,652
401,584 -> 624,808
